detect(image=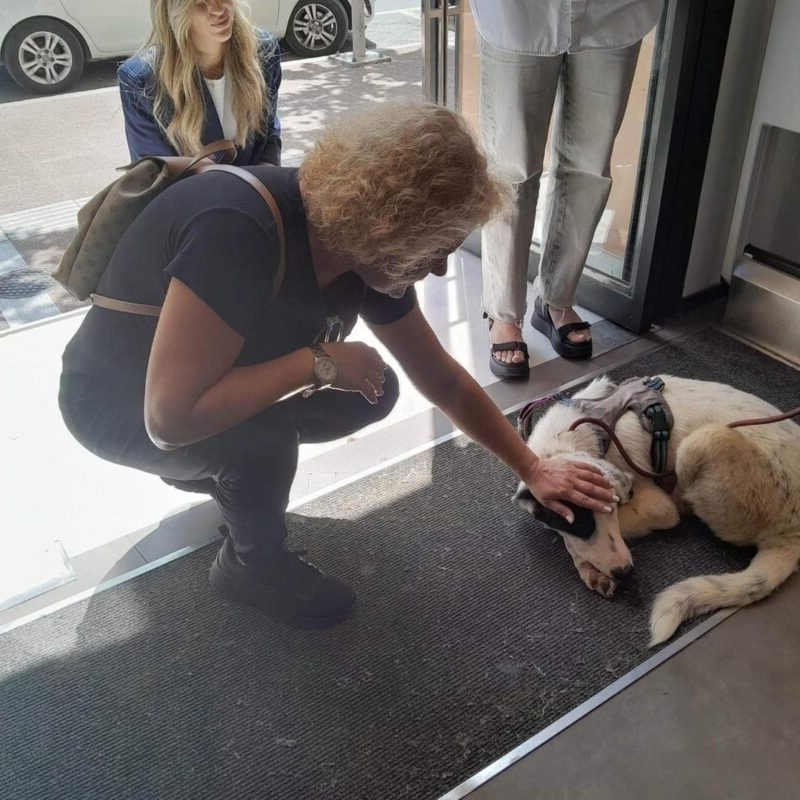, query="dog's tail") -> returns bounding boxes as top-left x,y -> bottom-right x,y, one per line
649,543 -> 800,647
